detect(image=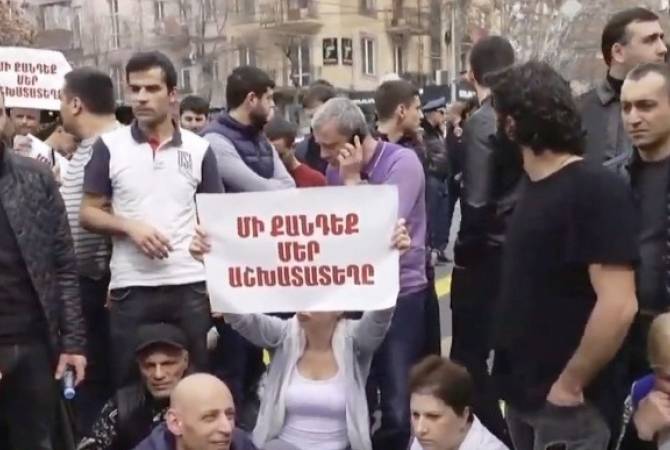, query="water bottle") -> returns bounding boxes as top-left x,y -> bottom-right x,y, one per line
62,367 -> 76,400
